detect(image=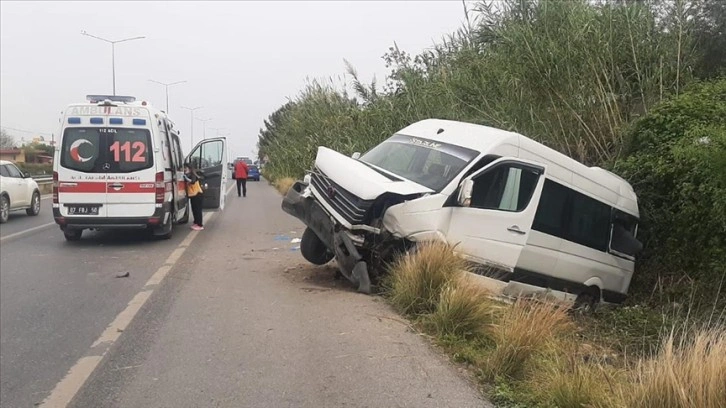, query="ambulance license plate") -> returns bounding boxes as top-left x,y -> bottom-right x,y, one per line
67,205 -> 100,215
